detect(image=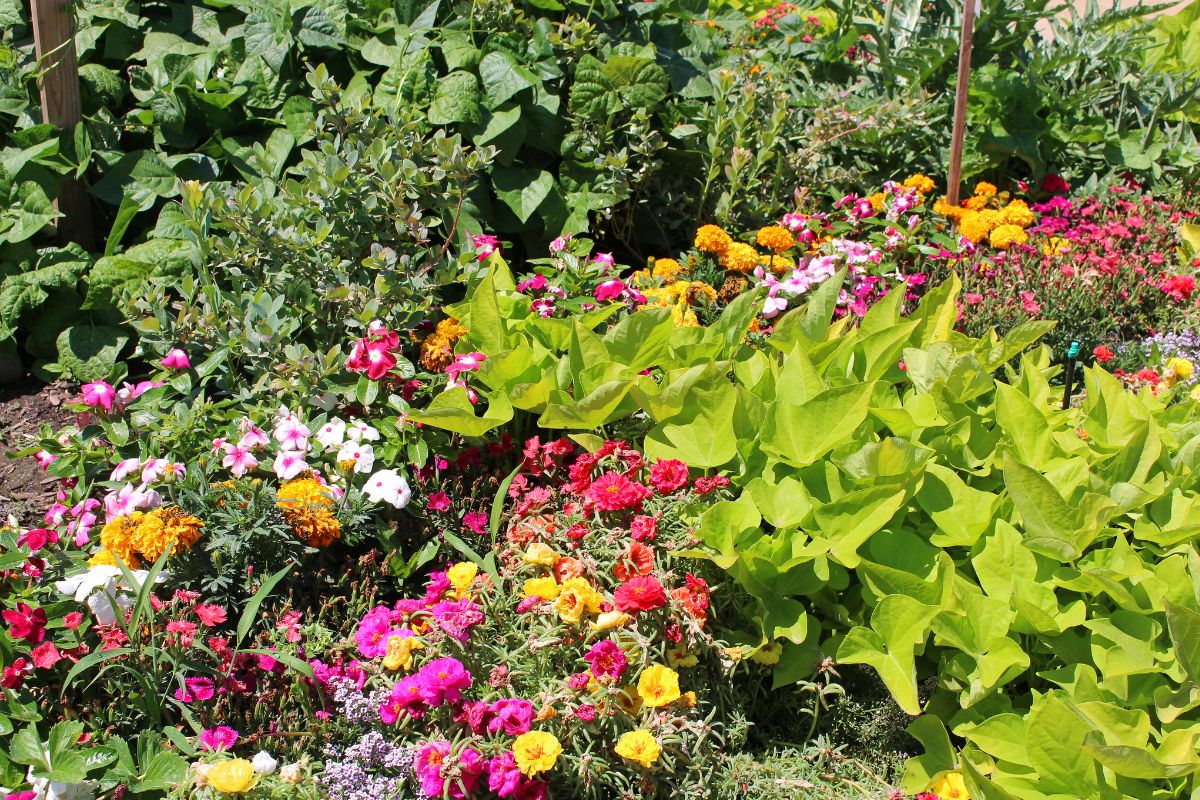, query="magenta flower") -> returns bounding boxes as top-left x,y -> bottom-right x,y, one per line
198,726 -> 238,750
488,751 -> 523,797
174,677 -> 216,703
584,640 -> 627,680
3,603 -> 46,644
415,657 -> 472,706
486,698 -> 534,736
354,607 -> 405,659
414,742 -> 484,799
81,381 -> 116,412
160,348 -> 191,369
430,598 -> 484,643
426,492 -> 451,512
470,234 -> 501,262
592,252 -> 615,269
462,511 -> 488,534
594,279 -> 627,303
